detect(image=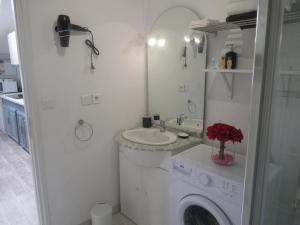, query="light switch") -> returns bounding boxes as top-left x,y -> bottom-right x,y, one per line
81,95 -> 93,106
